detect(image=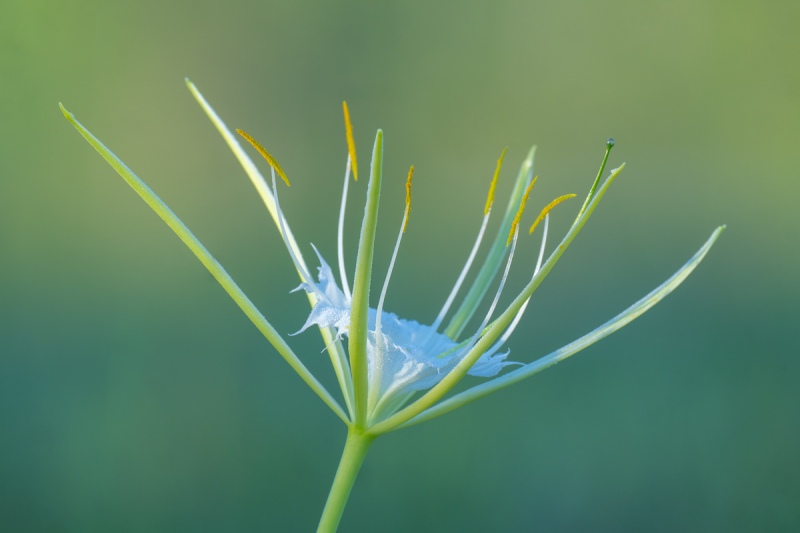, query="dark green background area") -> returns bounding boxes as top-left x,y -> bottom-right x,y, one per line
1,0 -> 798,531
